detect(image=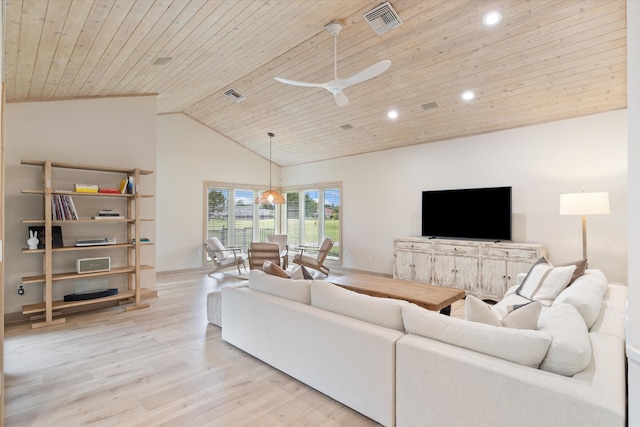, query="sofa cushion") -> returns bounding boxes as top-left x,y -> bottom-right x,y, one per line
538,304 -> 592,376
553,270 -> 606,330
516,257 -> 576,306
248,269 -> 311,304
590,284 -> 627,340
466,295 -> 541,330
310,280 -> 406,332
403,303 -> 552,368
